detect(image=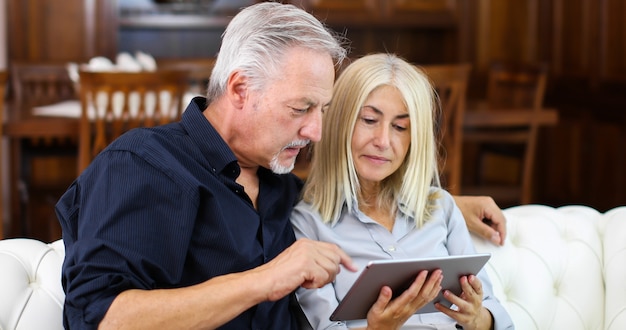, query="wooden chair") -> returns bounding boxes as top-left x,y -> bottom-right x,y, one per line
0,70 -> 7,238
77,70 -> 190,174
462,61 -> 549,205
7,63 -> 79,239
10,62 -> 78,144
421,63 -> 472,195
